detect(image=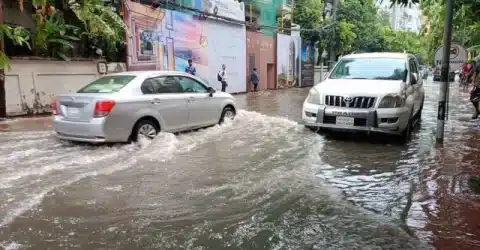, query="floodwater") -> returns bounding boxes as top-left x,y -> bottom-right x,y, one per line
0,78 -> 478,249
